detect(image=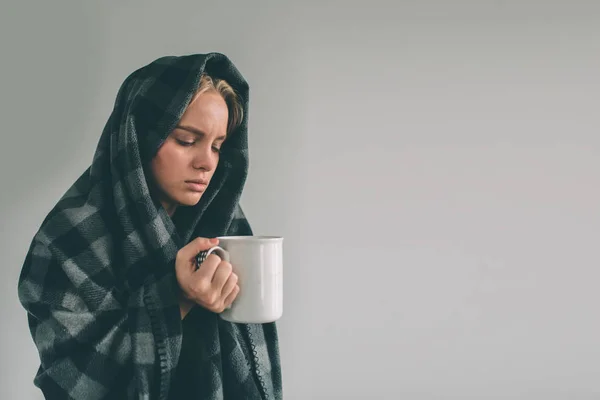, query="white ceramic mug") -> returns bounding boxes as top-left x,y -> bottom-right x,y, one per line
198,236 -> 283,324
